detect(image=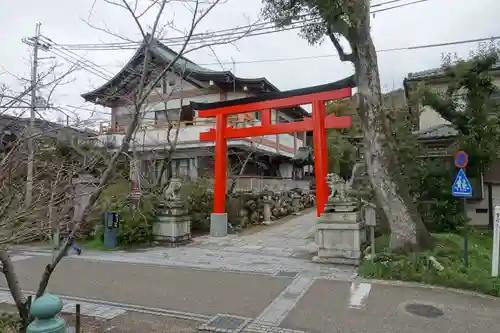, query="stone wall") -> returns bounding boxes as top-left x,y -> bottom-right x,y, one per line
218,177 -> 311,192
